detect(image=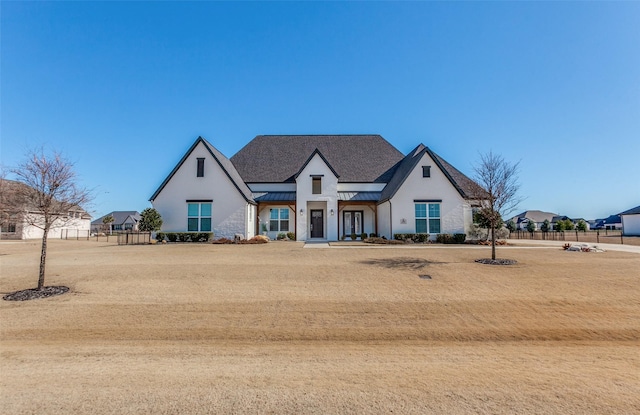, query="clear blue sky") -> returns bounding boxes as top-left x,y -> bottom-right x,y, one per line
2,1 -> 639,220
